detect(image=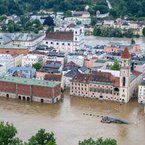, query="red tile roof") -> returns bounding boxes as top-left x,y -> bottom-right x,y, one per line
122,47 -> 131,59
46,31 -> 73,41
65,61 -> 79,67
44,74 -> 62,81
132,70 -> 142,77
71,71 -> 120,87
